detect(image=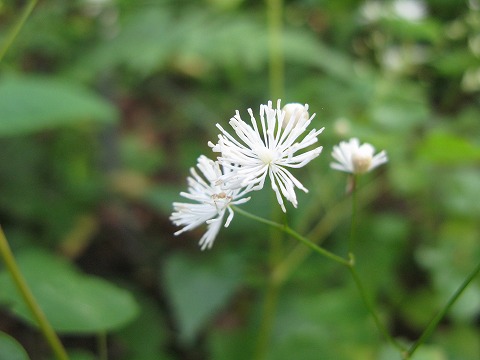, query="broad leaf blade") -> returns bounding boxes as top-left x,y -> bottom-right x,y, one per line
0,76 -> 118,136
0,249 -> 138,334
0,331 -> 30,360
